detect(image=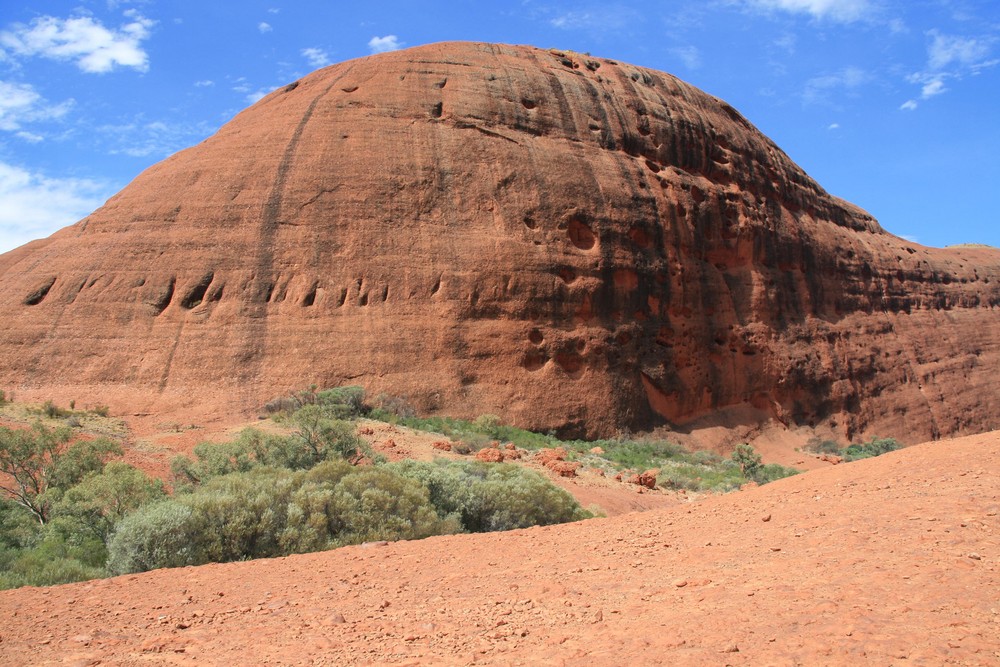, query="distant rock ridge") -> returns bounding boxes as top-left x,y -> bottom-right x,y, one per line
0,41 -> 998,441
